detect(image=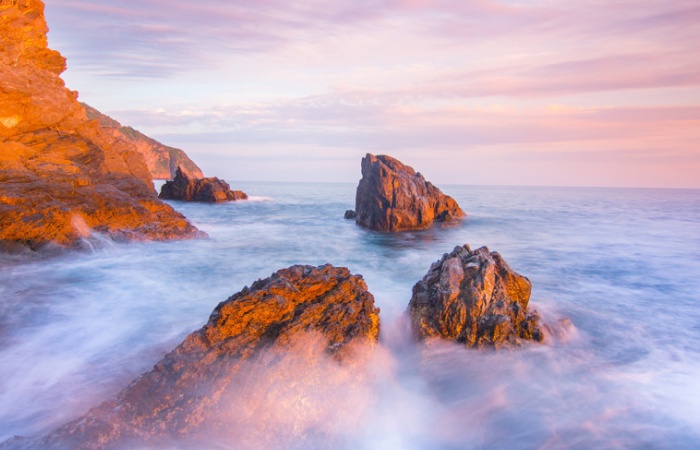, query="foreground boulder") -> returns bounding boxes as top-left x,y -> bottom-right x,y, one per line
82,103 -> 204,180
21,264 -> 379,449
0,0 -> 200,252
348,154 -> 464,232
159,167 -> 248,202
409,245 -> 543,349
